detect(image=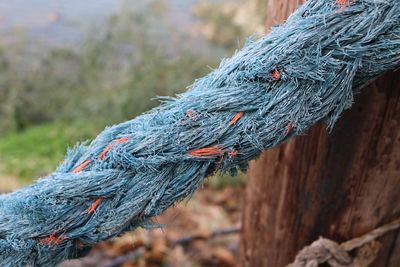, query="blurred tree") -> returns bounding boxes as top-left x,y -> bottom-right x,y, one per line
193,0 -> 266,50
0,0 -> 217,136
